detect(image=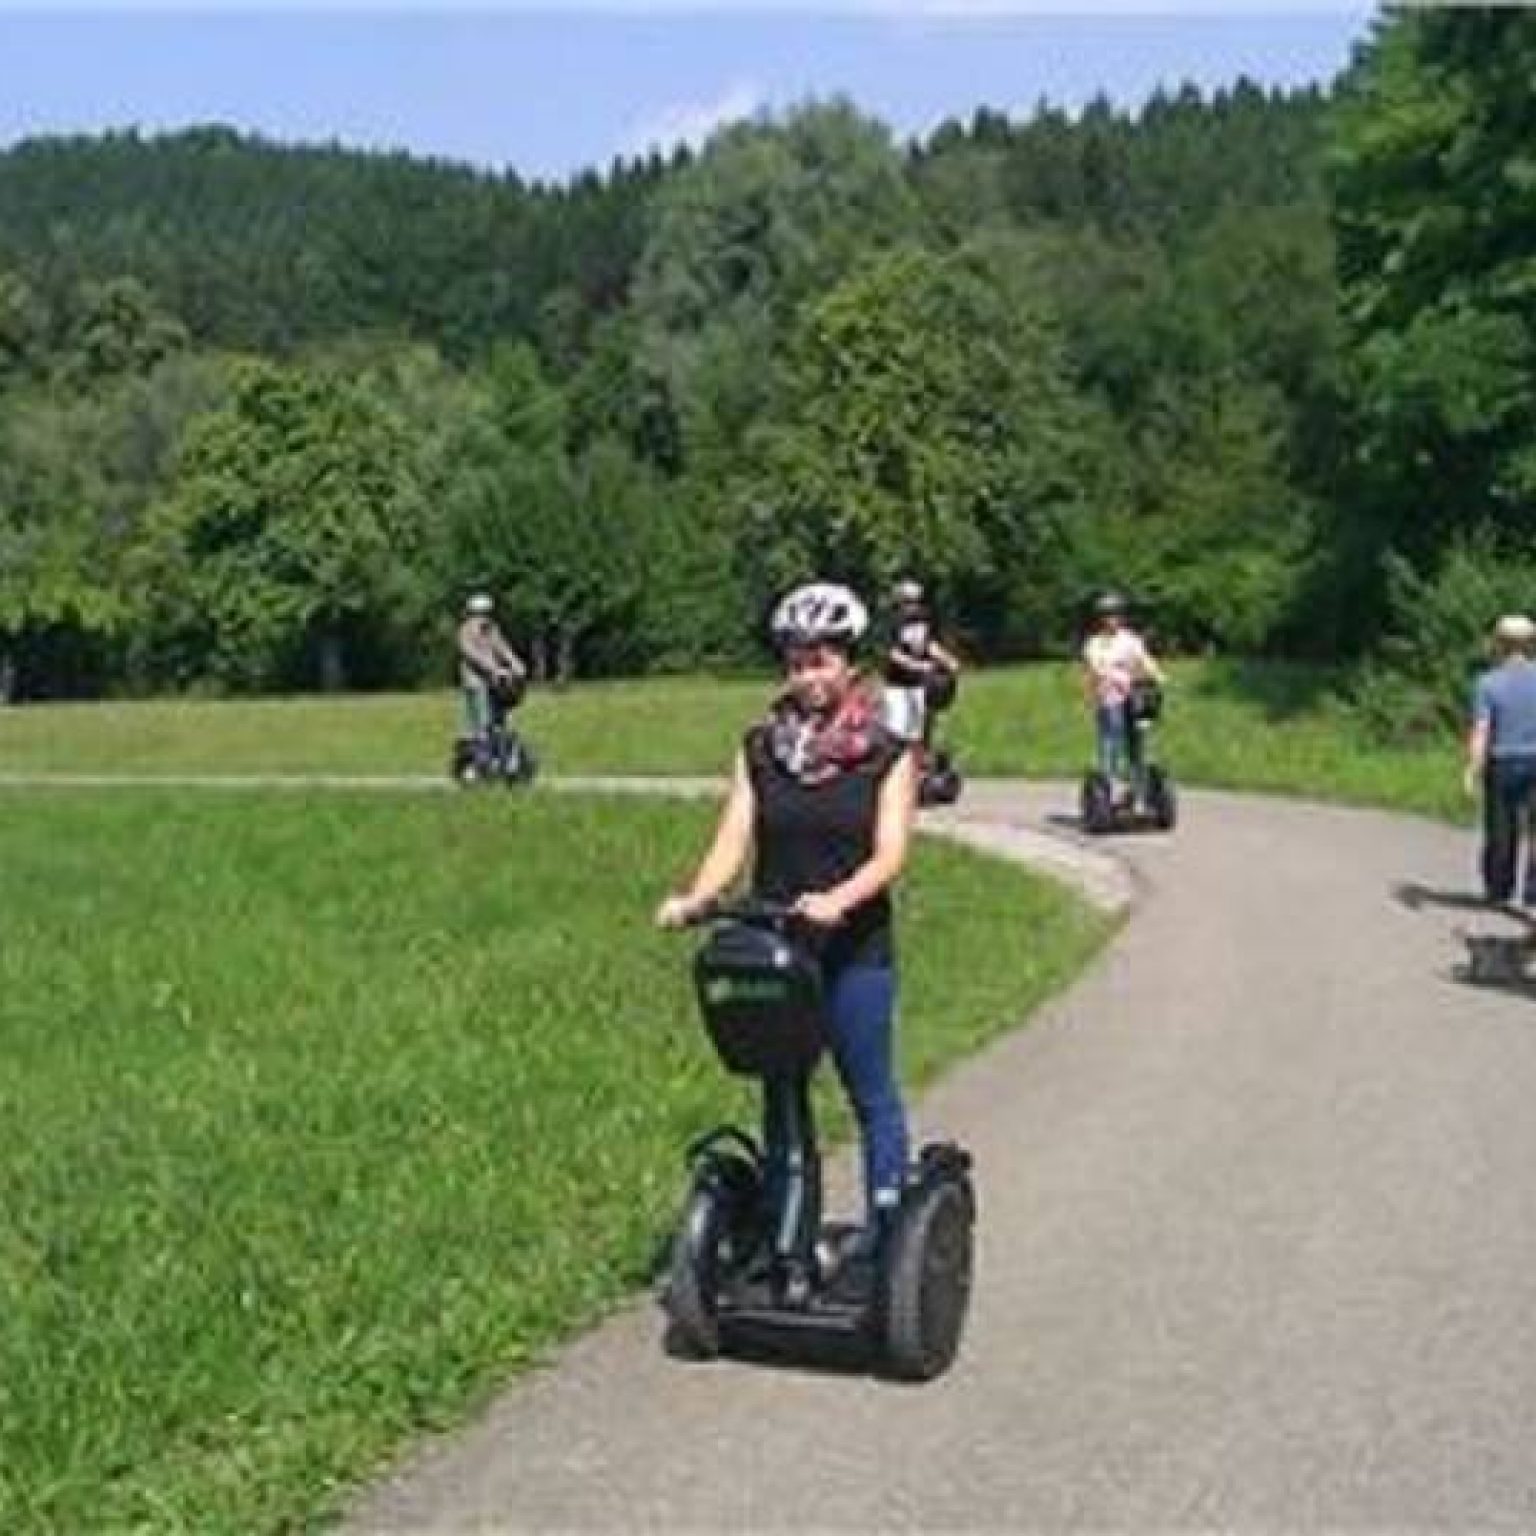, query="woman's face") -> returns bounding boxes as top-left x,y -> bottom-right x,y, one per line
783,642 -> 854,713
